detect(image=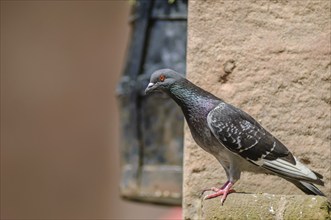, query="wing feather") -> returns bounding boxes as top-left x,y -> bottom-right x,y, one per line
207,103 -> 295,164
207,103 -> 324,185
